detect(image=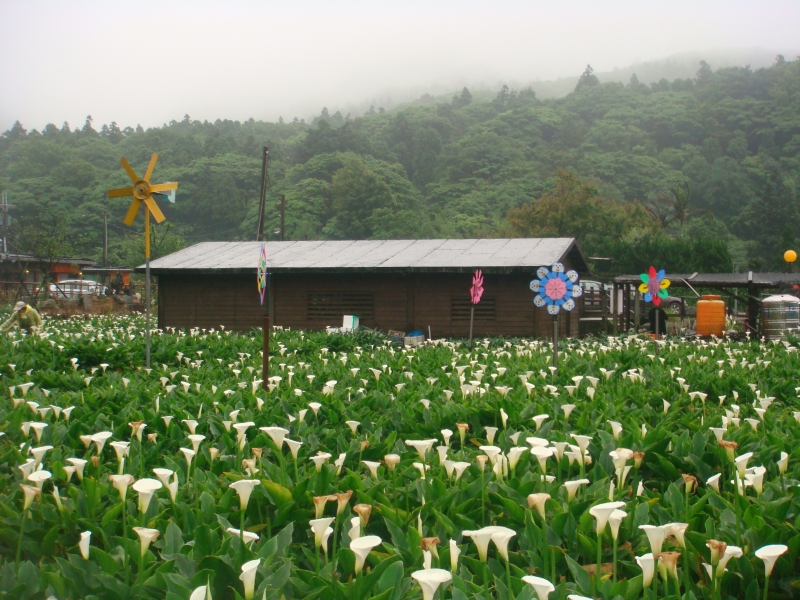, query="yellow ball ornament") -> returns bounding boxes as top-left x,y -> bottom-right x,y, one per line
785,249 -> 797,264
